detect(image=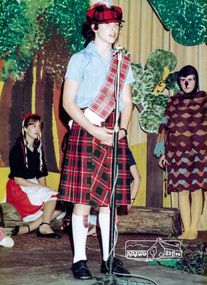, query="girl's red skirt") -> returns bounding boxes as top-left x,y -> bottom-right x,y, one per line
59,111 -> 131,206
